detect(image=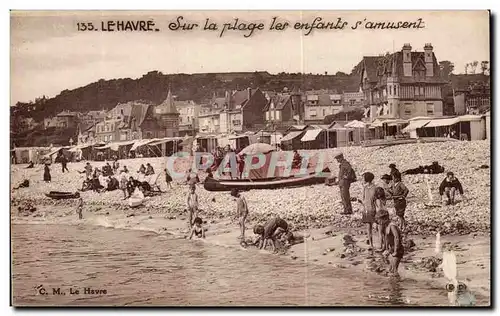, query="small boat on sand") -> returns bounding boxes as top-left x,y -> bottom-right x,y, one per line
45,191 -> 80,200
204,168 -> 332,192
